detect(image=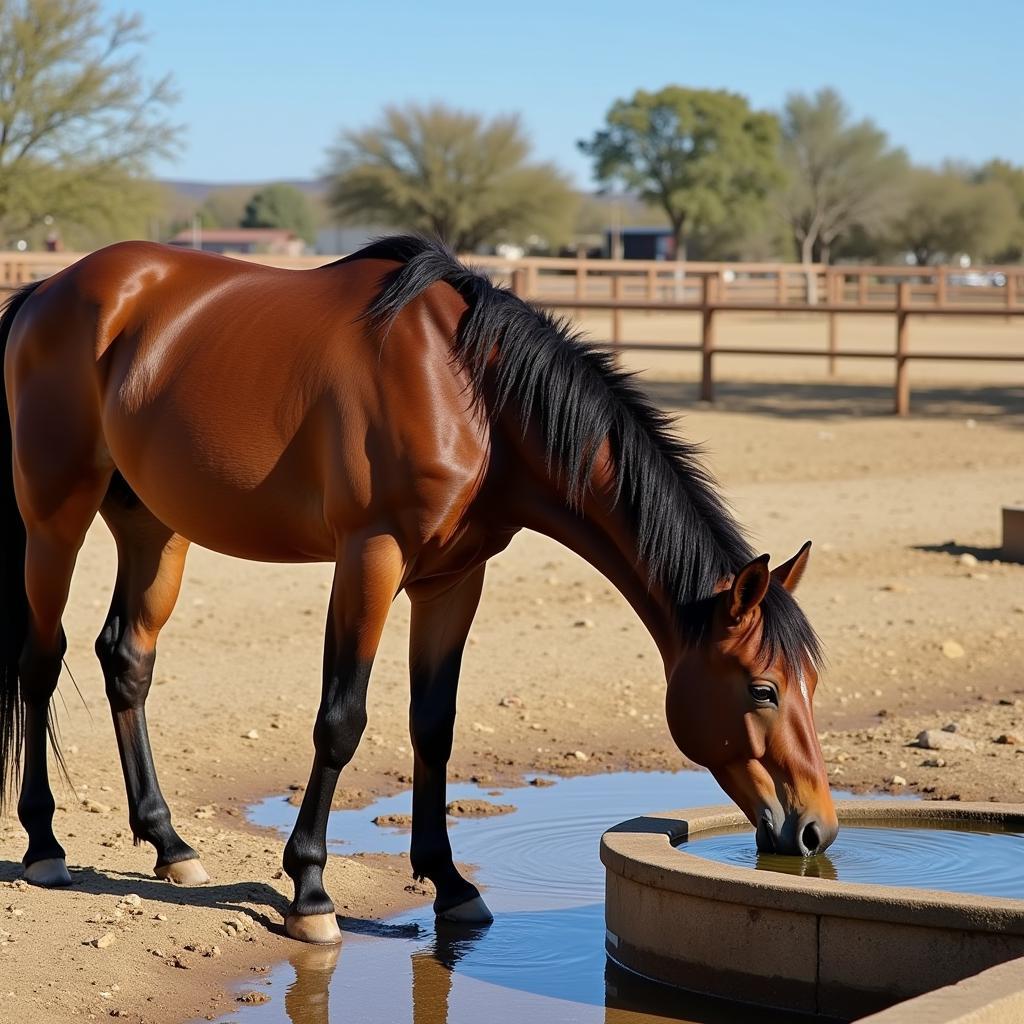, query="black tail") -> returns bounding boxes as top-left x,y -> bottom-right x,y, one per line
0,281 -> 41,814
